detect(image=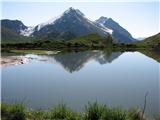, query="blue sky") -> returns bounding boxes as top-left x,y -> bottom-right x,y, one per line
1,1 -> 159,38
